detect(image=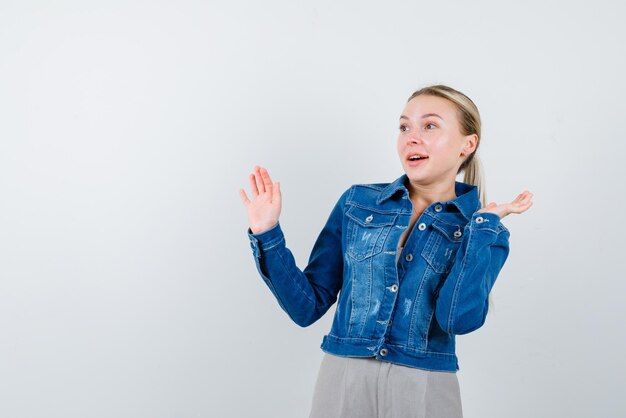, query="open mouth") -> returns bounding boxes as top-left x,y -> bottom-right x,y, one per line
407,154 -> 429,165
